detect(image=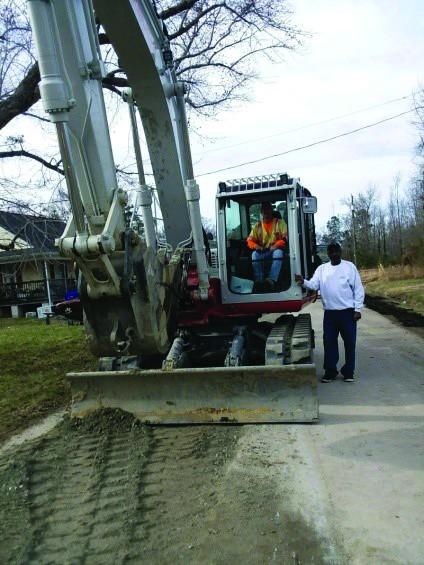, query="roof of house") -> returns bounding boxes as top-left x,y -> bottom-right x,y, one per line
0,210 -> 65,250
0,210 -> 66,264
